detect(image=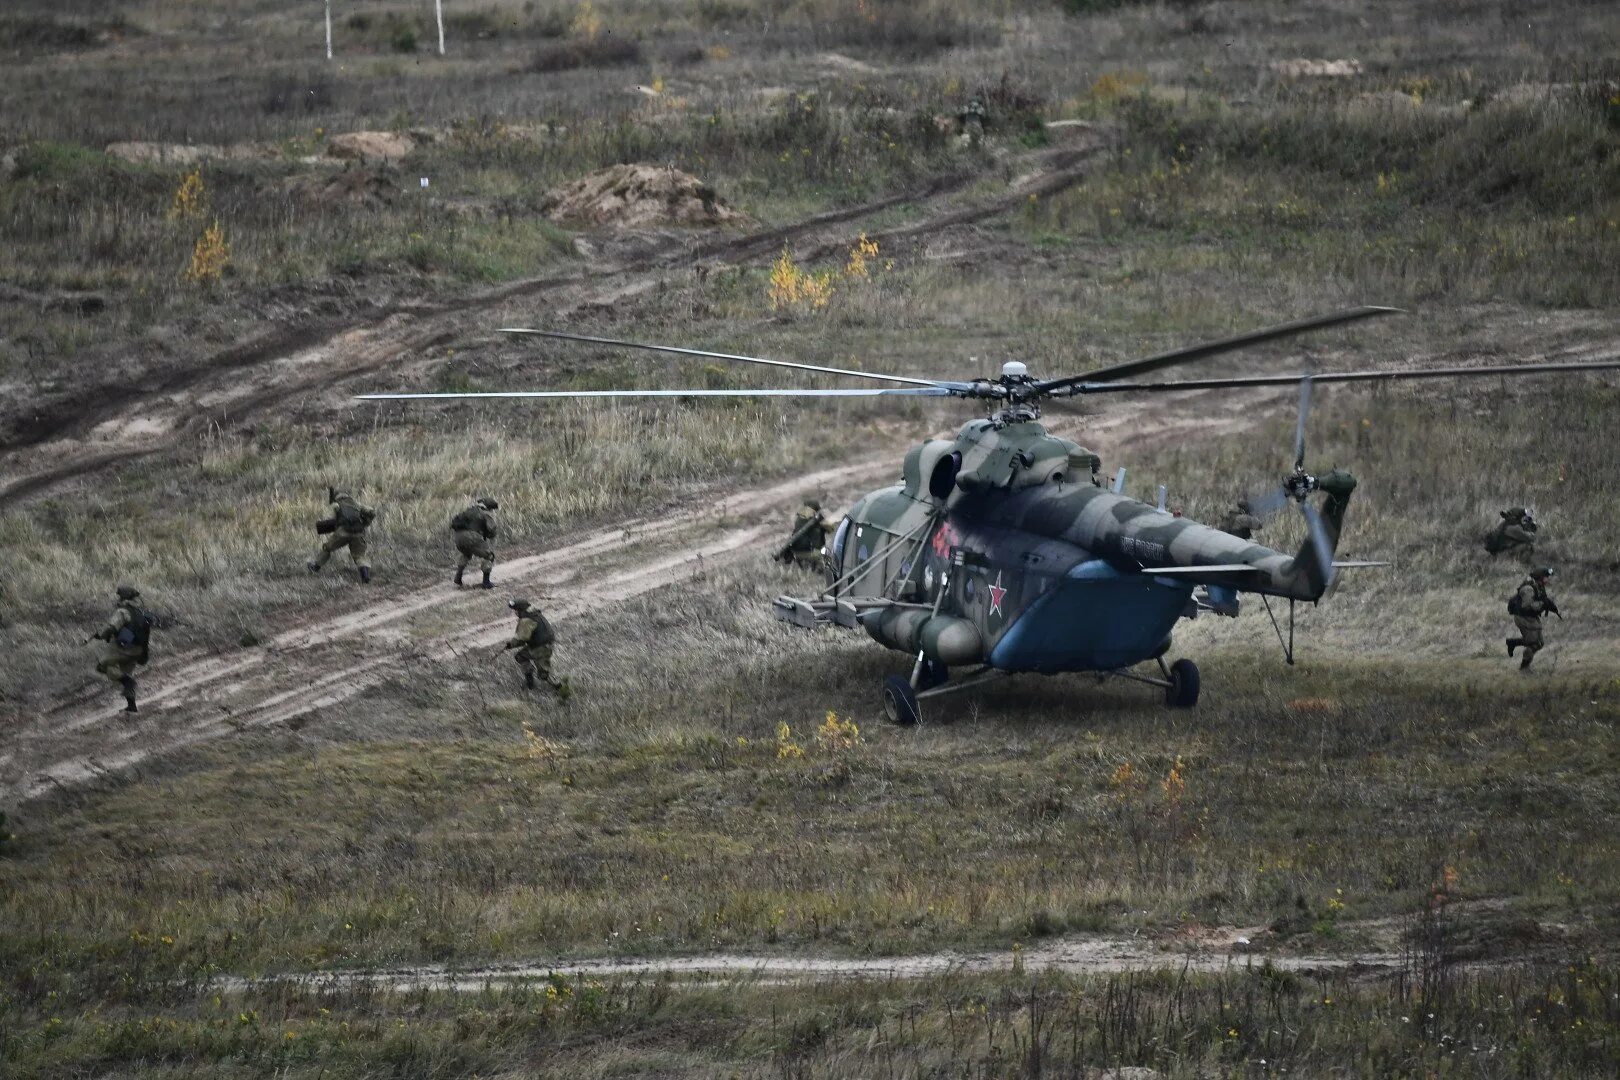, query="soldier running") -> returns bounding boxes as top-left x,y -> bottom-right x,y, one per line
308,487 -> 376,583
451,497 -> 499,589
504,598 -> 569,698
775,499 -> 830,570
1216,499 -> 1262,540
1484,507 -> 1538,559
89,584 -> 152,714
1506,566 -> 1559,670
